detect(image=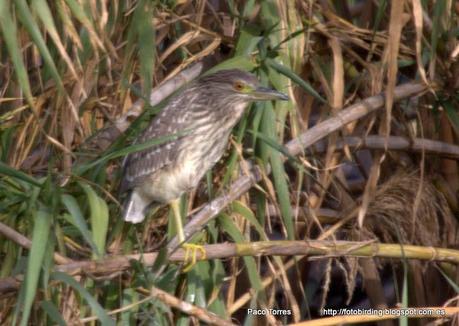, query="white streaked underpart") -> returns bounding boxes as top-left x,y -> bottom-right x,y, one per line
123,190 -> 149,223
